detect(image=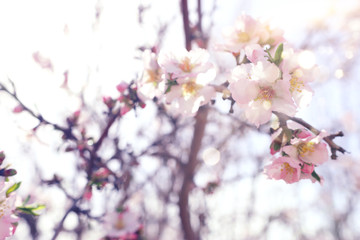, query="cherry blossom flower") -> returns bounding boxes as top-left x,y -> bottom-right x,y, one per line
0,179 -> 19,239
220,14 -> 262,54
158,48 -> 216,116
137,49 -> 165,101
229,60 -> 296,127
282,132 -> 329,165
103,208 -> 141,238
280,46 -> 315,108
158,48 -> 213,81
264,156 -> 302,184
219,14 -> 284,55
